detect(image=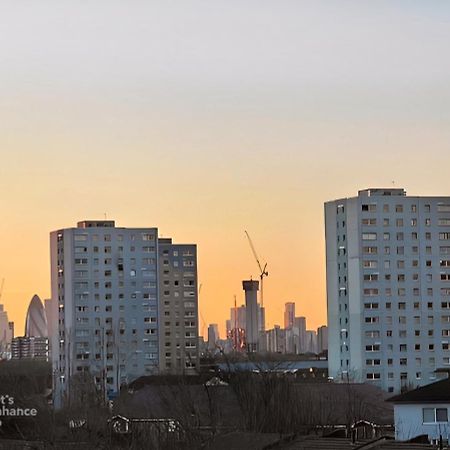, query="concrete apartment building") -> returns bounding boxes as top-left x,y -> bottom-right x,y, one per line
325,188 -> 450,393
50,220 -> 198,407
157,238 -> 198,374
